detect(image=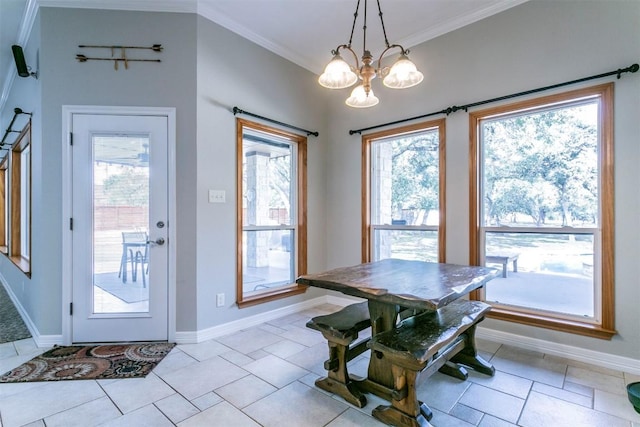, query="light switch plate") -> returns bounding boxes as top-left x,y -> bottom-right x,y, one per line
209,190 -> 226,203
